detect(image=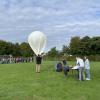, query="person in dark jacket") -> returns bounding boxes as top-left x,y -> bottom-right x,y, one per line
62,59 -> 69,76
36,54 -> 42,73
55,62 -> 63,72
